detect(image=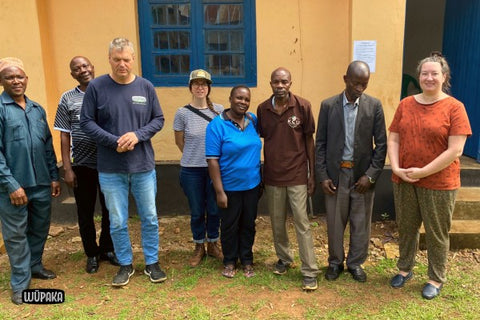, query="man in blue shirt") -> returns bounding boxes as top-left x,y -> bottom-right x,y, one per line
80,38 -> 166,287
0,57 -> 61,305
